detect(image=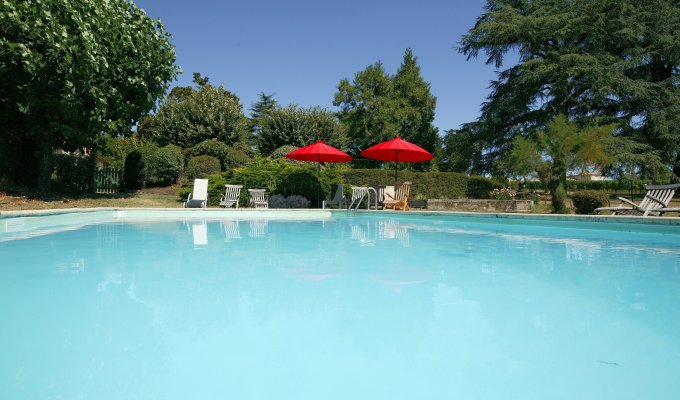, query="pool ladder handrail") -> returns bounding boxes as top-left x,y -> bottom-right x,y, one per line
347,186 -> 378,212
